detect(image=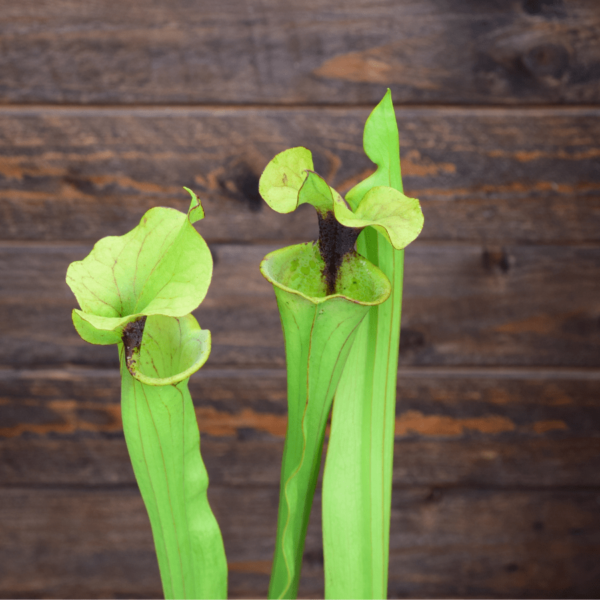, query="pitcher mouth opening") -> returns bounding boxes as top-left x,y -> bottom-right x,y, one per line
260,242 -> 391,306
